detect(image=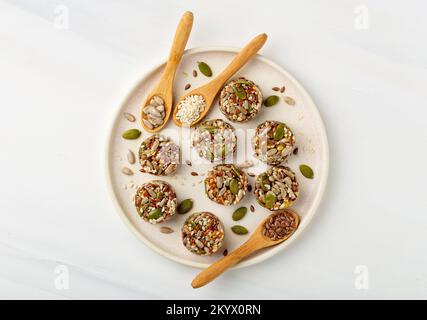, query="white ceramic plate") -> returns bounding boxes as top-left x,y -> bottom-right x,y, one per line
106,47 -> 329,269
